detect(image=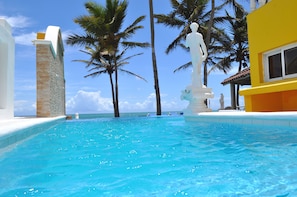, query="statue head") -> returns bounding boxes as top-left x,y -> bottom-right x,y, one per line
190,22 -> 199,32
